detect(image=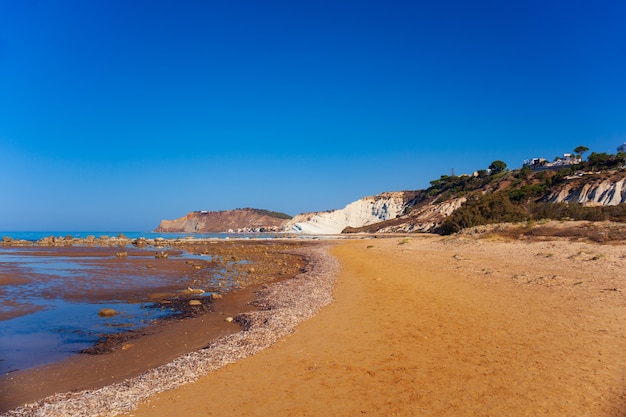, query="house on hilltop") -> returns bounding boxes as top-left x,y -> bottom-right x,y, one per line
523,157 -> 548,169
523,153 -> 579,171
